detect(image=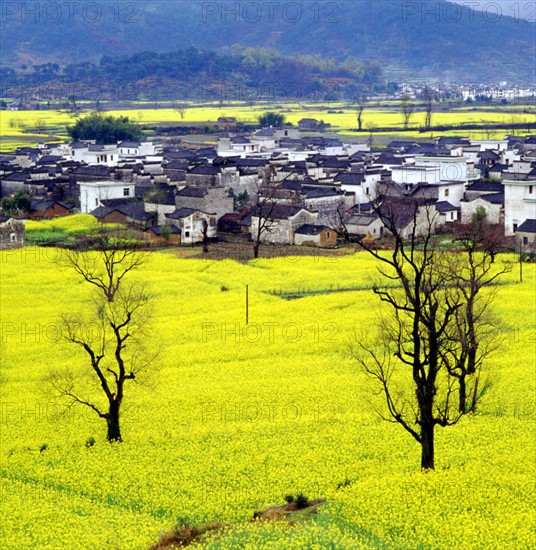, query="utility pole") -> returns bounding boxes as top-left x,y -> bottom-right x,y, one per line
519,240 -> 523,283
246,284 -> 249,325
